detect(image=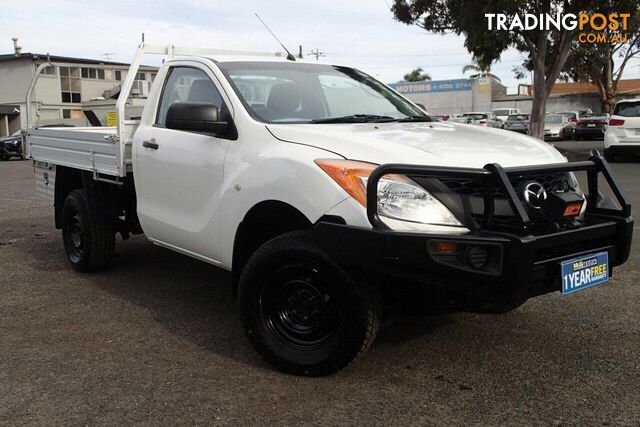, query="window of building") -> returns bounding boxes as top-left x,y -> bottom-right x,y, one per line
81,67 -> 106,80
60,66 -> 81,103
136,72 -> 146,81
62,109 -> 83,119
150,73 -> 157,82
115,70 -> 122,81
40,66 -> 56,75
